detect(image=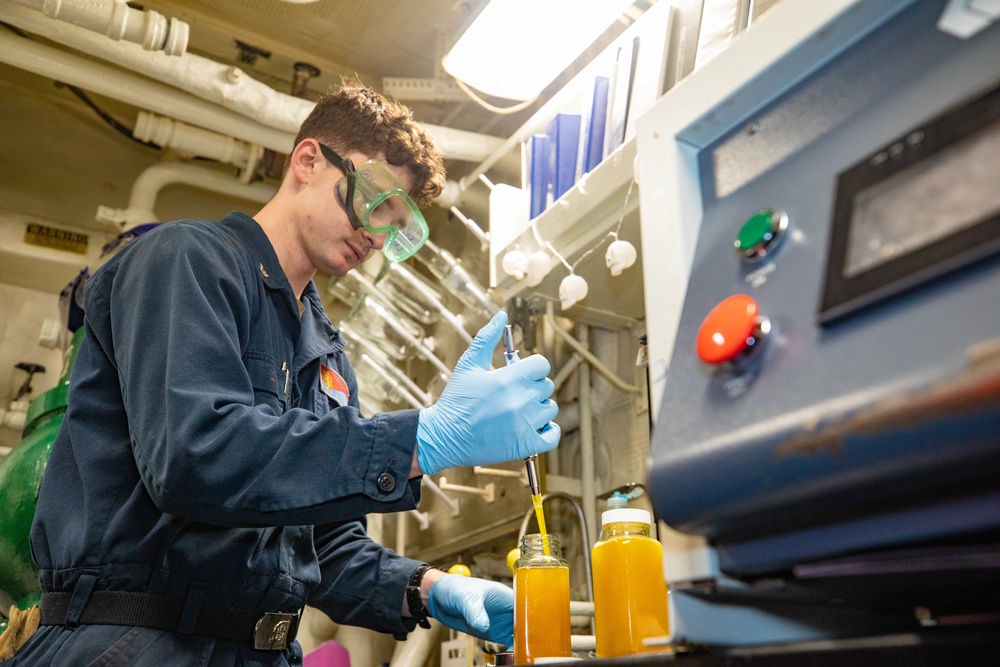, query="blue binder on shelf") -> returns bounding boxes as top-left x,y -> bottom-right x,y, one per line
546,113 -> 581,200
582,76 -> 610,174
529,134 -> 552,220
